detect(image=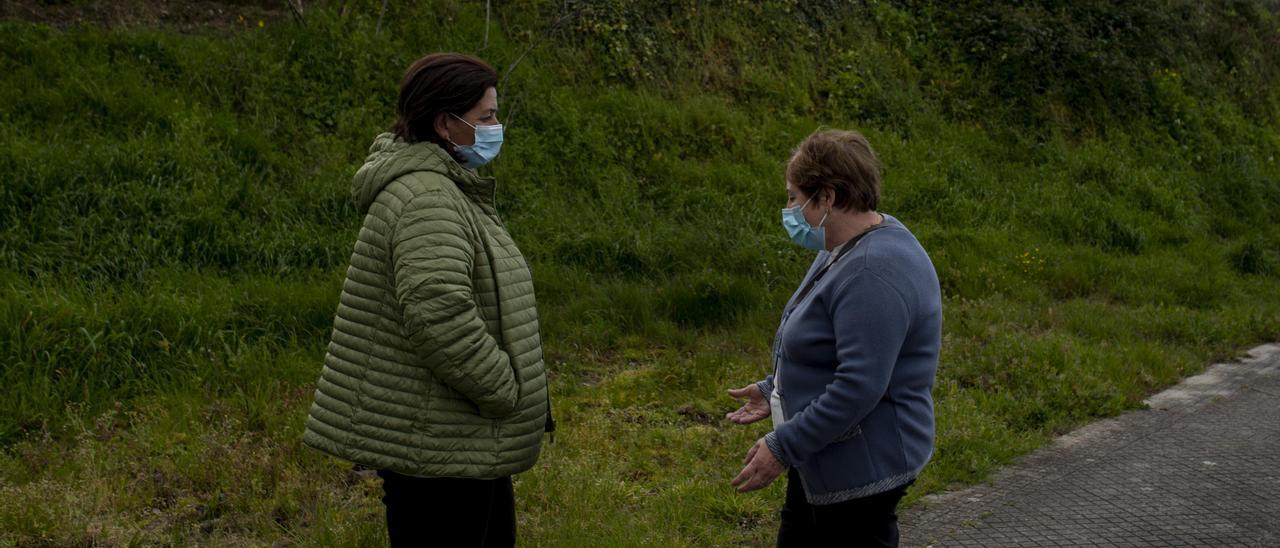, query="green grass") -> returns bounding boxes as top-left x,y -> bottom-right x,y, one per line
2,0 -> 1279,545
